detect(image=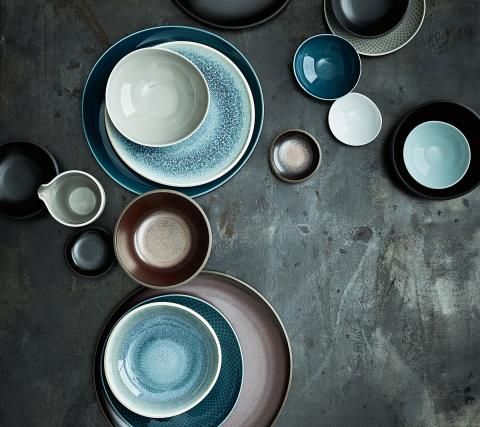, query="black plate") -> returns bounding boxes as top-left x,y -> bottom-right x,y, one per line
174,0 -> 290,29
0,142 -> 59,219
331,0 -> 410,38
64,227 -> 115,278
391,101 -> 480,200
